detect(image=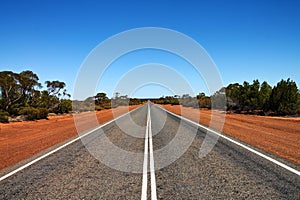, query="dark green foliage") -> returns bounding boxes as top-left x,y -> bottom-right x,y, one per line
0,111 -> 9,123
129,98 -> 143,105
0,70 -> 41,113
154,79 -> 299,116
269,79 -> 299,115
258,81 -> 272,110
60,99 -> 72,113
19,107 -> 48,120
0,70 -> 71,122
153,96 -> 180,105
225,79 -> 299,115
197,93 -> 210,108
1,68 -> 299,121
37,108 -> 49,119
94,92 -> 111,110
73,92 -> 143,112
